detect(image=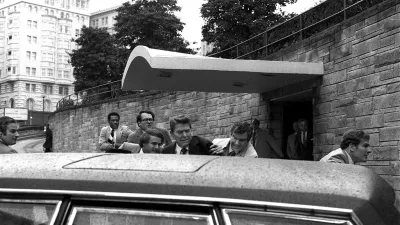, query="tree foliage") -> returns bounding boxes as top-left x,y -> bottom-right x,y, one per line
114,0 -> 193,53
70,26 -> 128,92
201,0 -> 297,58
